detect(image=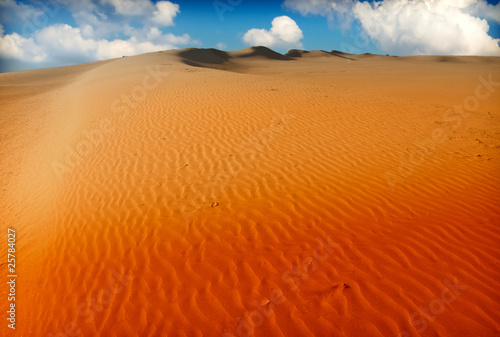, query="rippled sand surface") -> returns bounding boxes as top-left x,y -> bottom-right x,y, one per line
1,47 -> 499,337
